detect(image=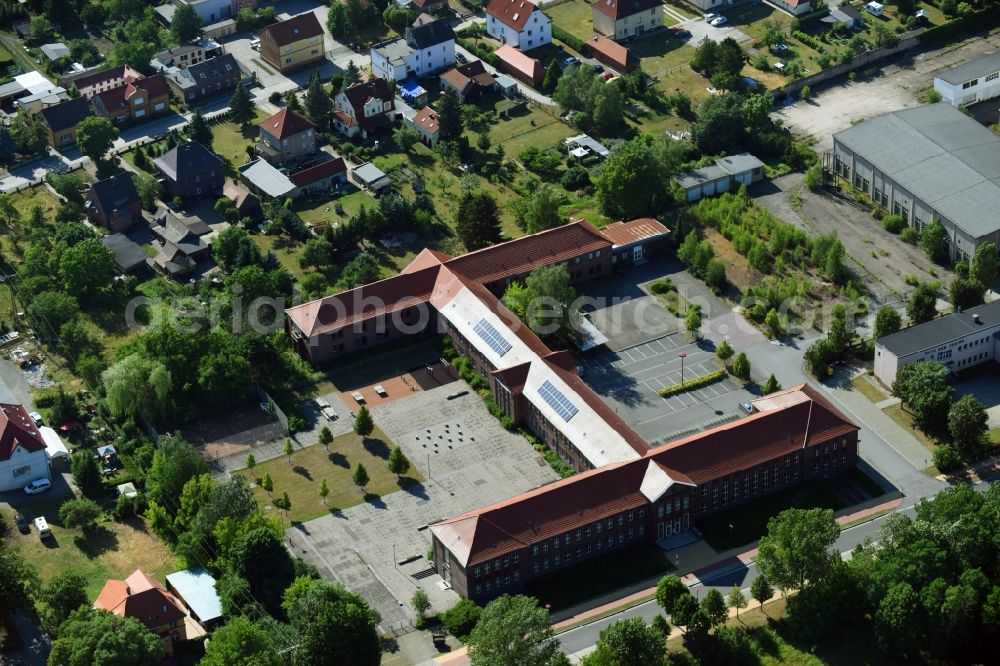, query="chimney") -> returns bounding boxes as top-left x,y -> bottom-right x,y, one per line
973,313 -> 982,324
